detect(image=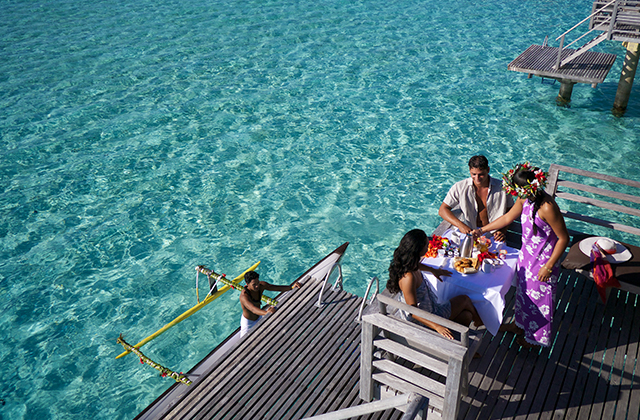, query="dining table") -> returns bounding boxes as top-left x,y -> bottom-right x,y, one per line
421,240 -> 519,336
